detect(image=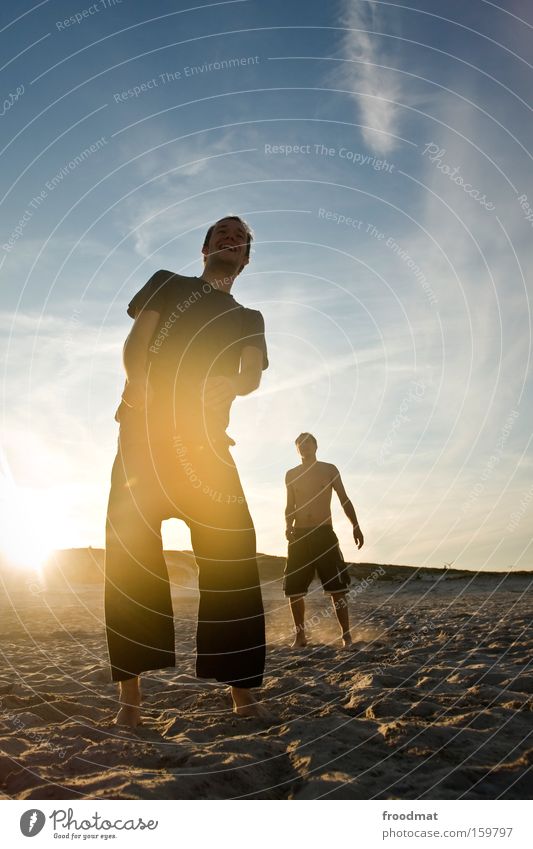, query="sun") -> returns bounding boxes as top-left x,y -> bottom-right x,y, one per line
0,485 -> 63,571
